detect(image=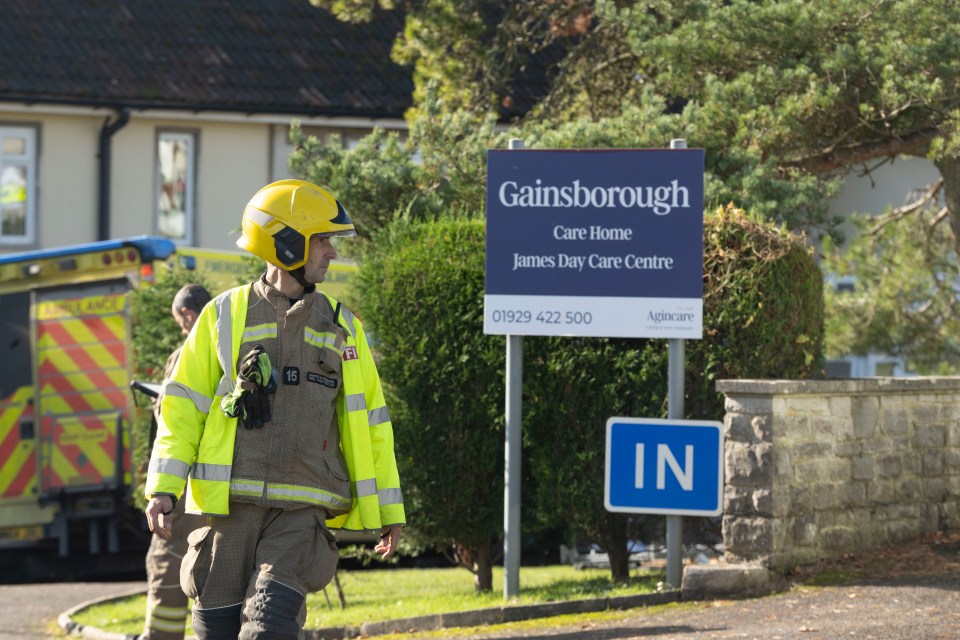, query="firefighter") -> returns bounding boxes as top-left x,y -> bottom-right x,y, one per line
140,284 -> 212,640
143,179 -> 404,640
